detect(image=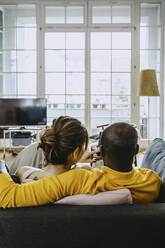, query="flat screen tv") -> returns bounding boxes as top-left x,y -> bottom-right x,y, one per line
0,98 -> 47,126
